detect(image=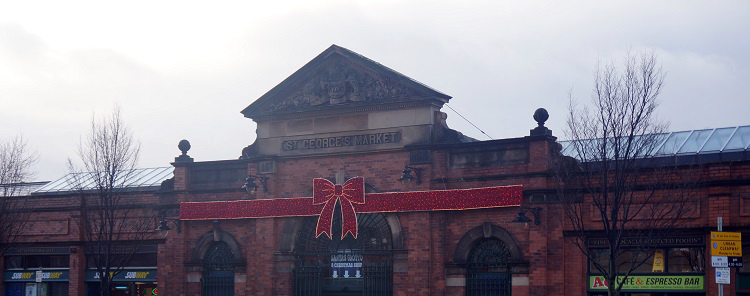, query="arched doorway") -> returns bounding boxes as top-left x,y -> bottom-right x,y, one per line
294,210 -> 393,296
466,238 -> 512,296
202,241 -> 235,296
